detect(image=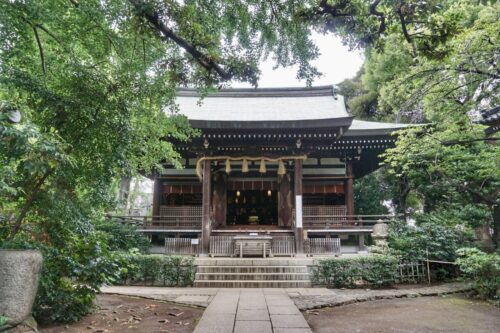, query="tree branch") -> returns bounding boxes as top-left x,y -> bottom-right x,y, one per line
33,26 -> 46,75
396,4 -> 417,57
369,0 -> 386,35
129,0 -> 231,80
9,169 -> 52,238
